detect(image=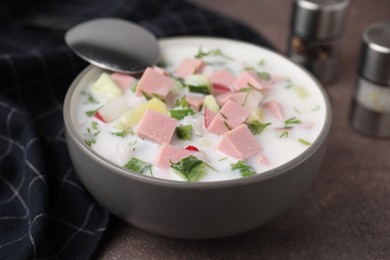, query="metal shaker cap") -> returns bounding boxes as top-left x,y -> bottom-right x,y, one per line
359,22 -> 390,86
291,0 -> 350,39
